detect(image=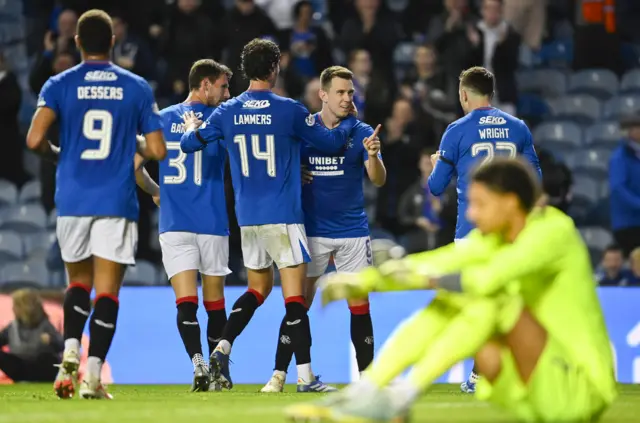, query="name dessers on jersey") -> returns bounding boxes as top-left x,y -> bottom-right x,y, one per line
158,102 -> 228,236
38,61 -> 162,221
